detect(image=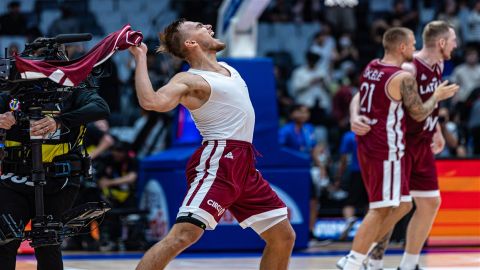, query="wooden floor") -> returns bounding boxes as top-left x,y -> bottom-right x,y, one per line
15,249 -> 480,270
